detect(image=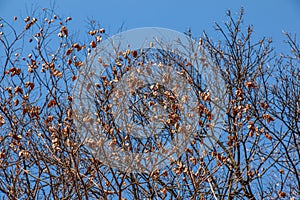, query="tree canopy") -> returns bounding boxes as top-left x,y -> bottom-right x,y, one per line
0,8 -> 299,199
